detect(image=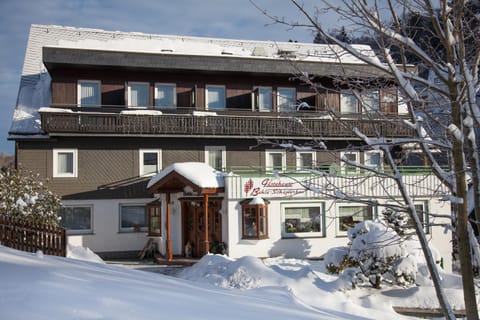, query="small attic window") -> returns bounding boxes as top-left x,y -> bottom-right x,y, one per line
277,49 -> 296,58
